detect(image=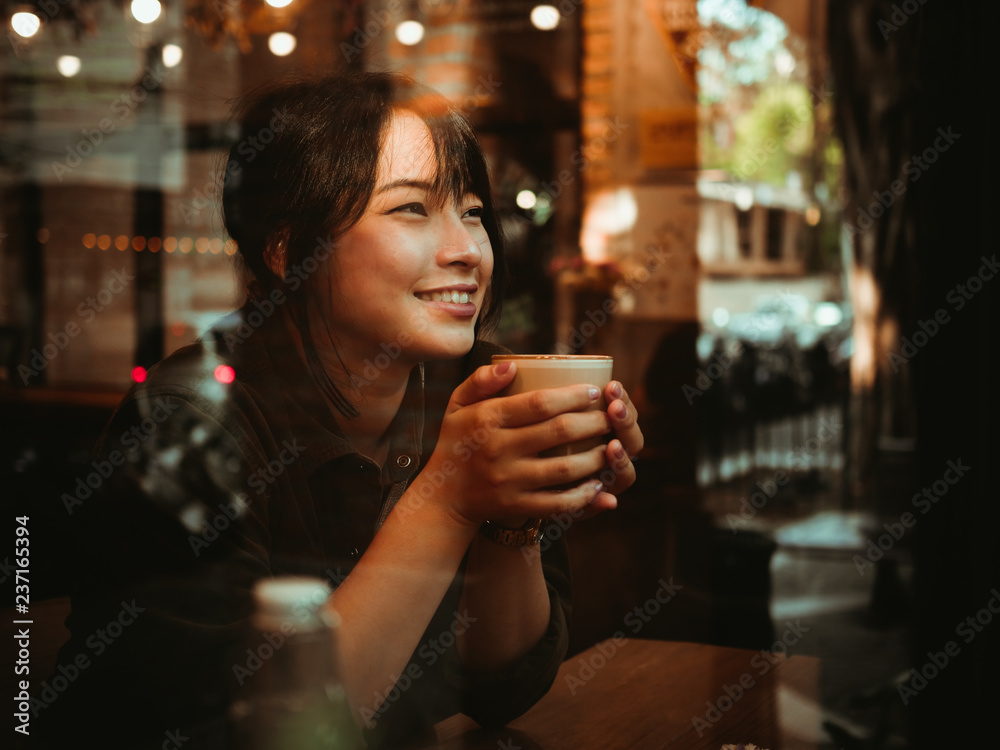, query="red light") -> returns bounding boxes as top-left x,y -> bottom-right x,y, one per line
214,365 -> 235,384
131,366 -> 147,383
